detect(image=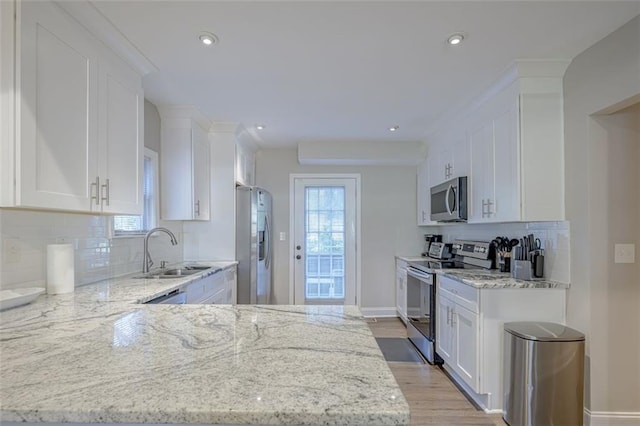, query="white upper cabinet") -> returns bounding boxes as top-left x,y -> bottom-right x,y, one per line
0,0 -> 143,214
417,156 -> 438,225
424,61 -> 567,224
98,45 -> 144,215
468,78 -> 565,223
235,142 -> 255,186
159,107 -> 211,221
428,131 -> 470,187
